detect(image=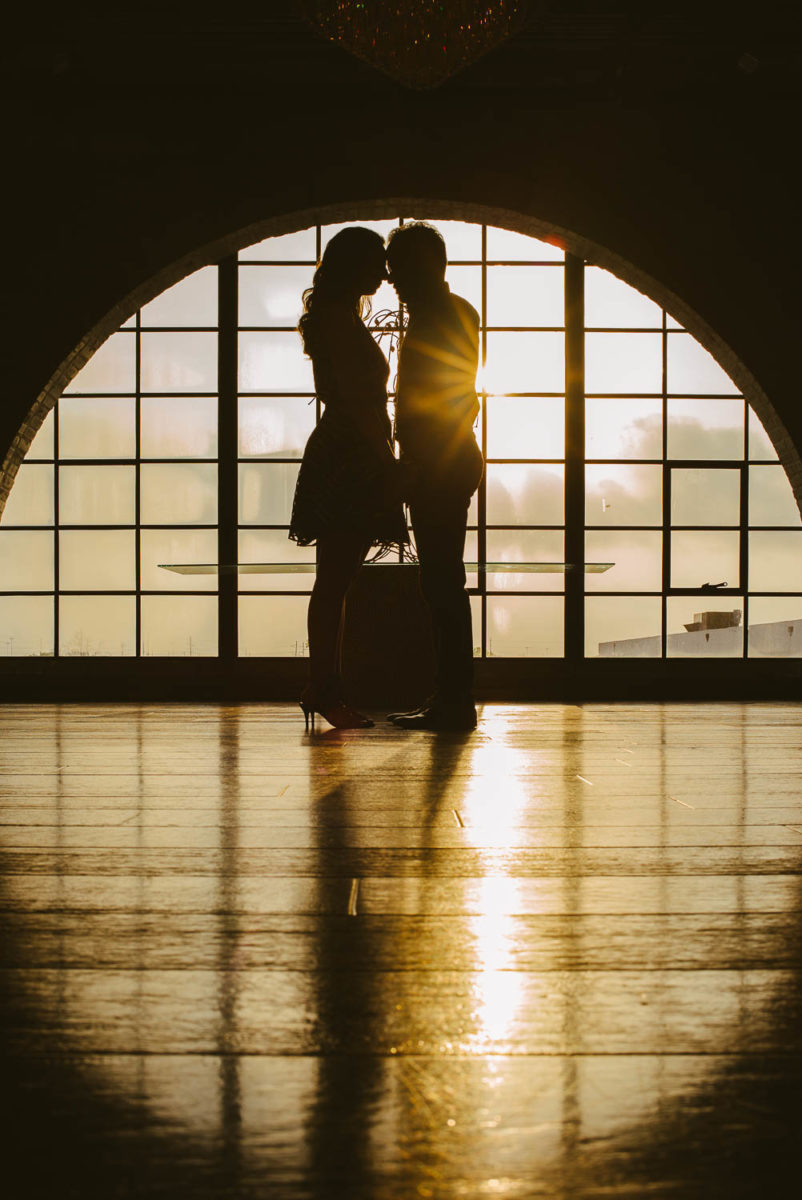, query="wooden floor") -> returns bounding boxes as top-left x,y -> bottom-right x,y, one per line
2,702 -> 802,1198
